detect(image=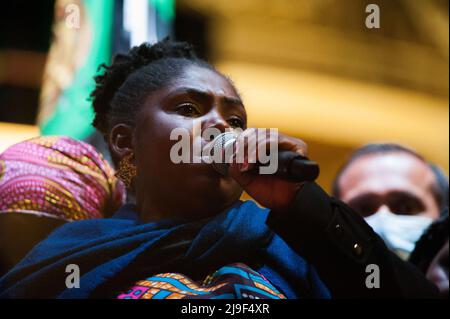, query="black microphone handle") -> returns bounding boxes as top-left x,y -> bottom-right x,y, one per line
210,132 -> 320,182
273,150 -> 320,182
